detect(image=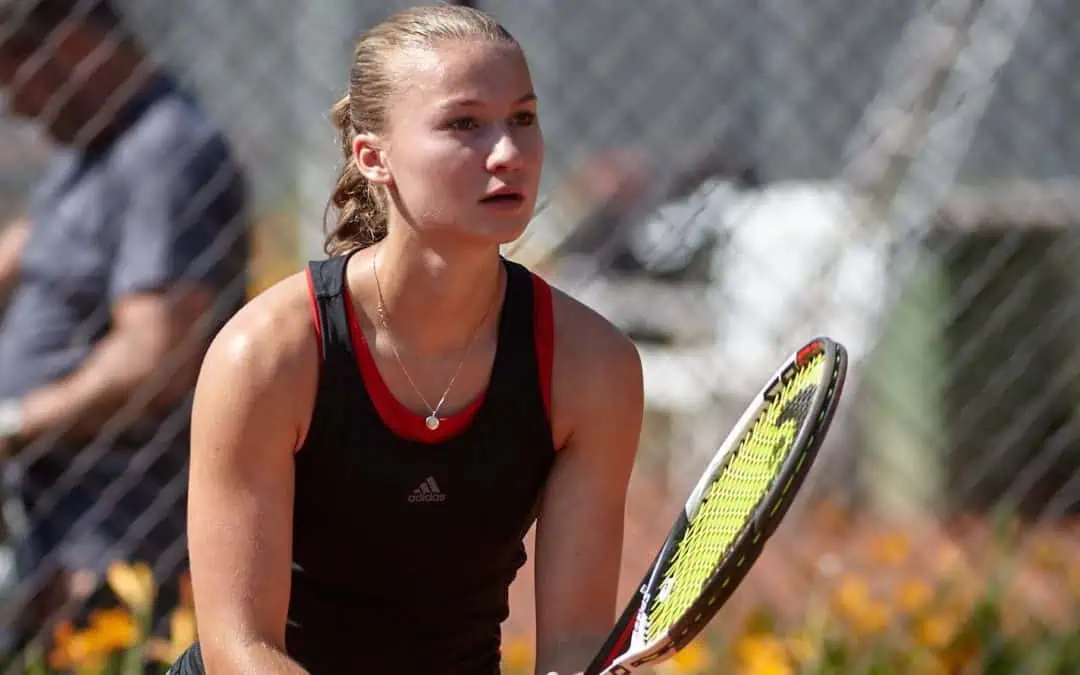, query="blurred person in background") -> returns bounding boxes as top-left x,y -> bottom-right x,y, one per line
0,0 -> 250,652
616,151 -> 761,286
528,144 -> 761,347
529,145 -> 759,283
